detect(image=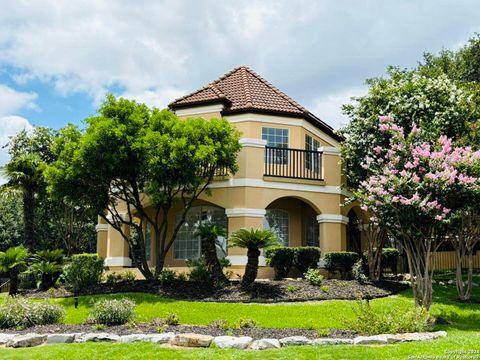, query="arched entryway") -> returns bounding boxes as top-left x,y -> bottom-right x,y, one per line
264,197 -> 319,247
